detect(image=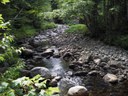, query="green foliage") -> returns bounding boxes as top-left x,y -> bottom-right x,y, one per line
0,0 -> 9,4
41,22 -> 57,30
13,25 -> 36,39
0,75 -> 60,96
0,34 -> 23,65
0,60 -> 25,82
113,35 -> 128,49
66,24 -> 89,35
